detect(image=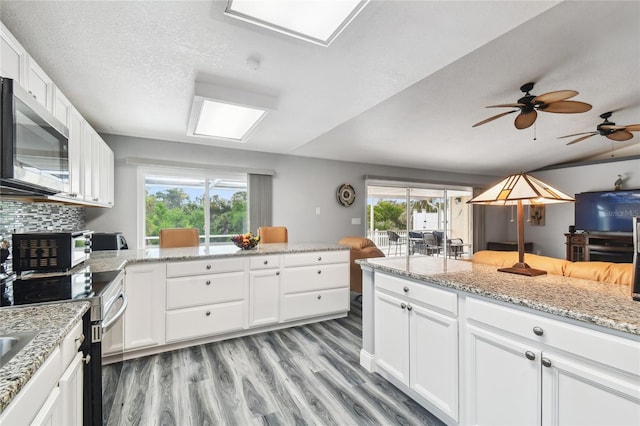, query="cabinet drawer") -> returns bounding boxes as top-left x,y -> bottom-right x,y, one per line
166,257 -> 245,277
165,300 -> 245,342
283,250 -> 349,267
465,297 -> 640,376
166,271 -> 245,310
570,235 -> 586,244
376,273 -> 457,316
282,287 -> 349,321
250,255 -> 280,270
282,263 -> 348,294
61,319 -> 84,368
